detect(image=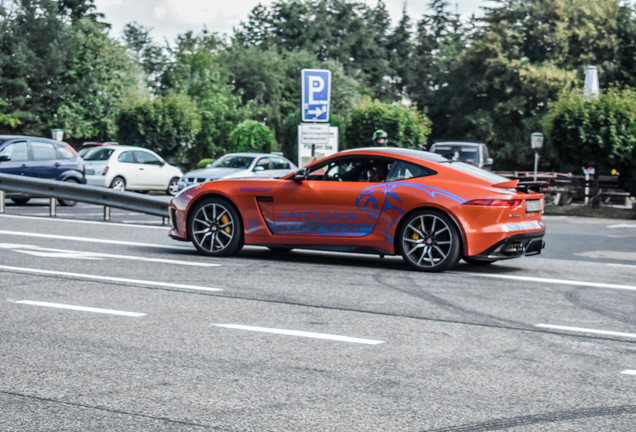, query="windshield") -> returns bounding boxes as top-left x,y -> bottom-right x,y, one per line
210,155 -> 255,169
